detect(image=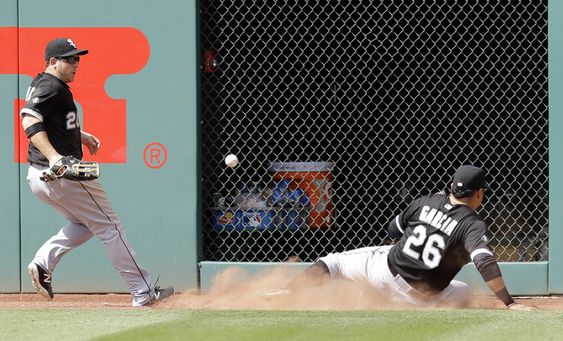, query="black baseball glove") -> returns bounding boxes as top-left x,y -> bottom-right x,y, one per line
40,156 -> 100,182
